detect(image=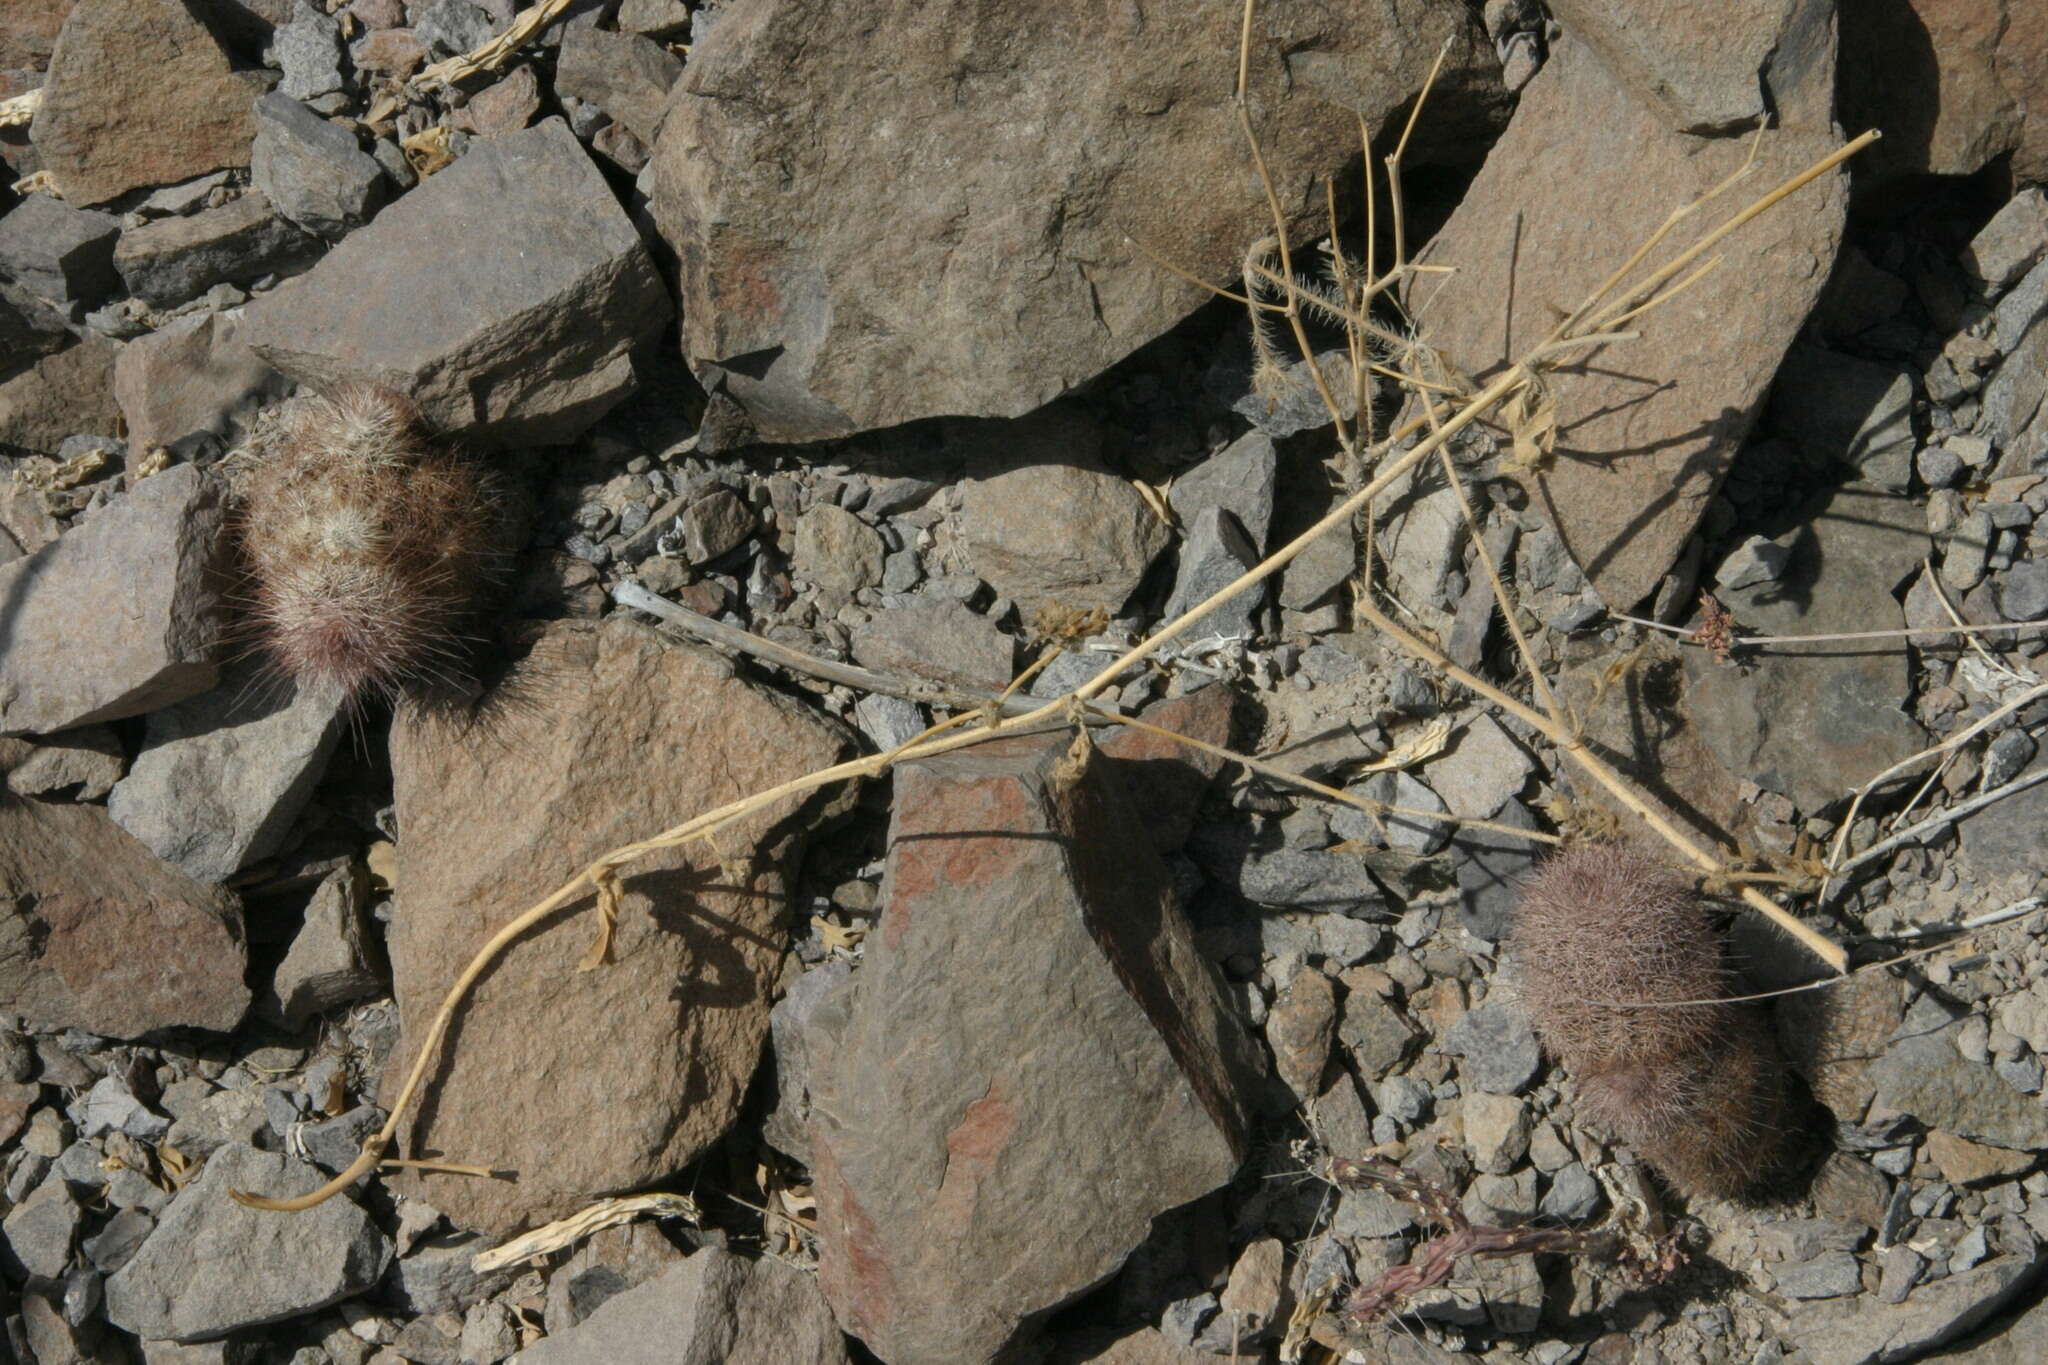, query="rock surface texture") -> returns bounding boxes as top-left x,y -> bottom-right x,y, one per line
384,618 -> 854,1235
240,118 -> 670,447
809,731 -> 1261,1365
1404,30 -> 1845,611
651,0 -> 1502,443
